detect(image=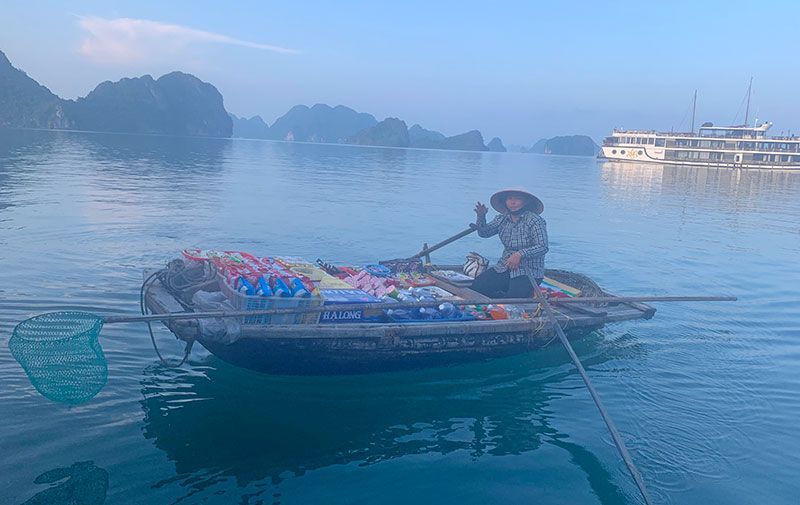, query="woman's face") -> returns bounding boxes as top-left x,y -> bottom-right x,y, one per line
505,194 -> 527,212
